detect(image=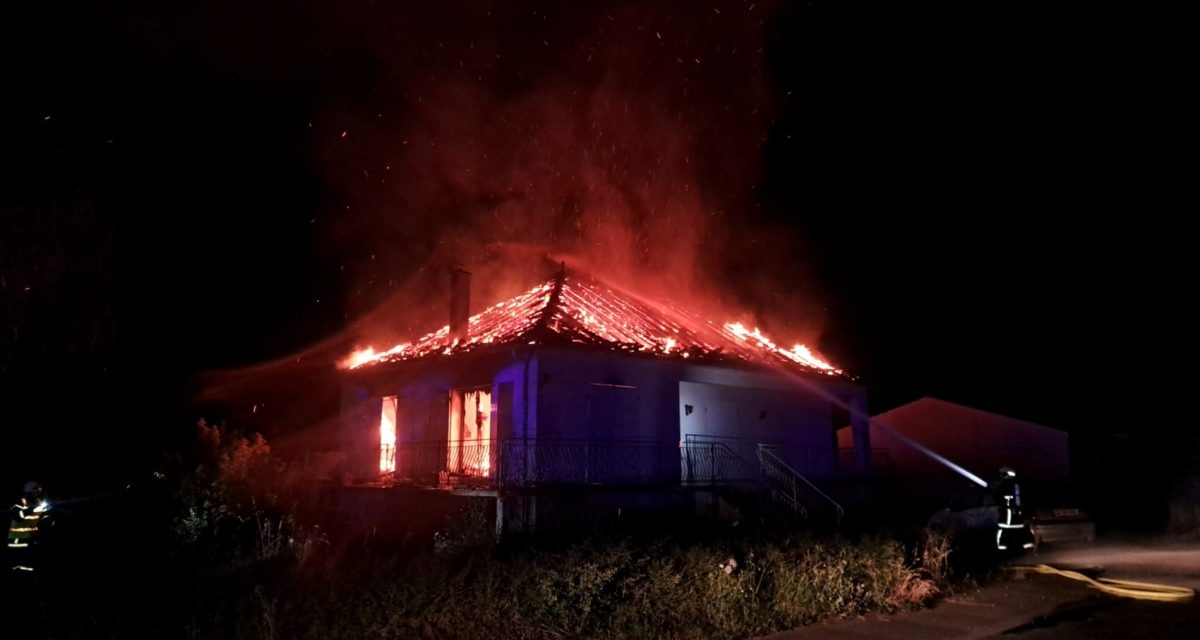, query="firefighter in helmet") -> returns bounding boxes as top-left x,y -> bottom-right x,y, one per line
993,467 -> 1033,552
8,481 -> 50,571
